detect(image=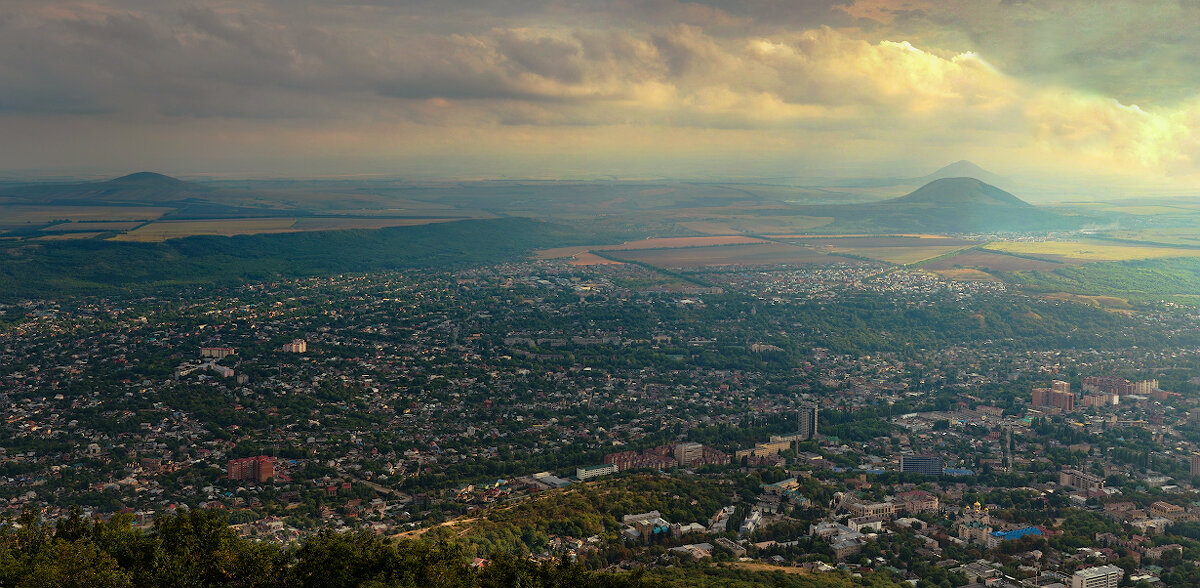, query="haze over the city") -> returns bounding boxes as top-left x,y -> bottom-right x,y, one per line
2,0 -> 1199,190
